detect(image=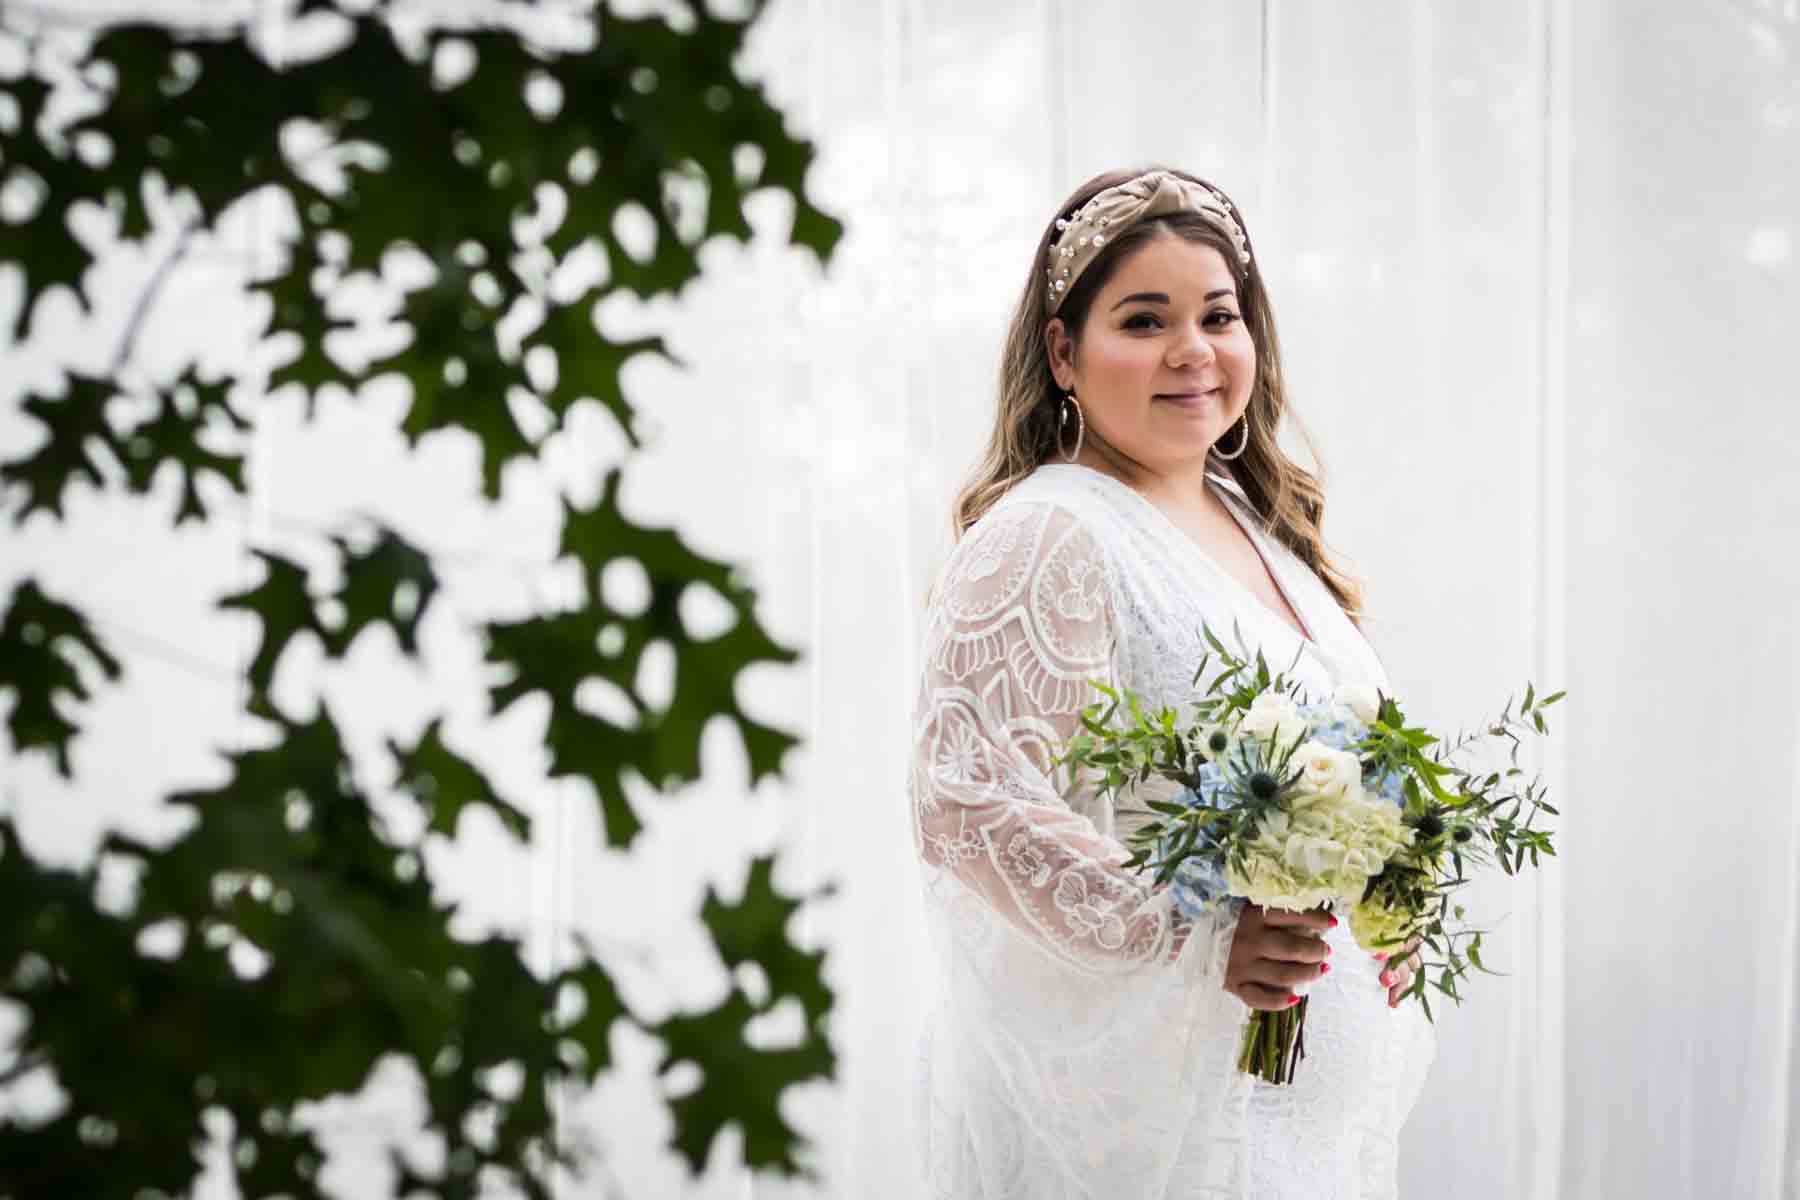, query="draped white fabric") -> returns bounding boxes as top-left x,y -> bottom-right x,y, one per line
3,0 -> 1797,1197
